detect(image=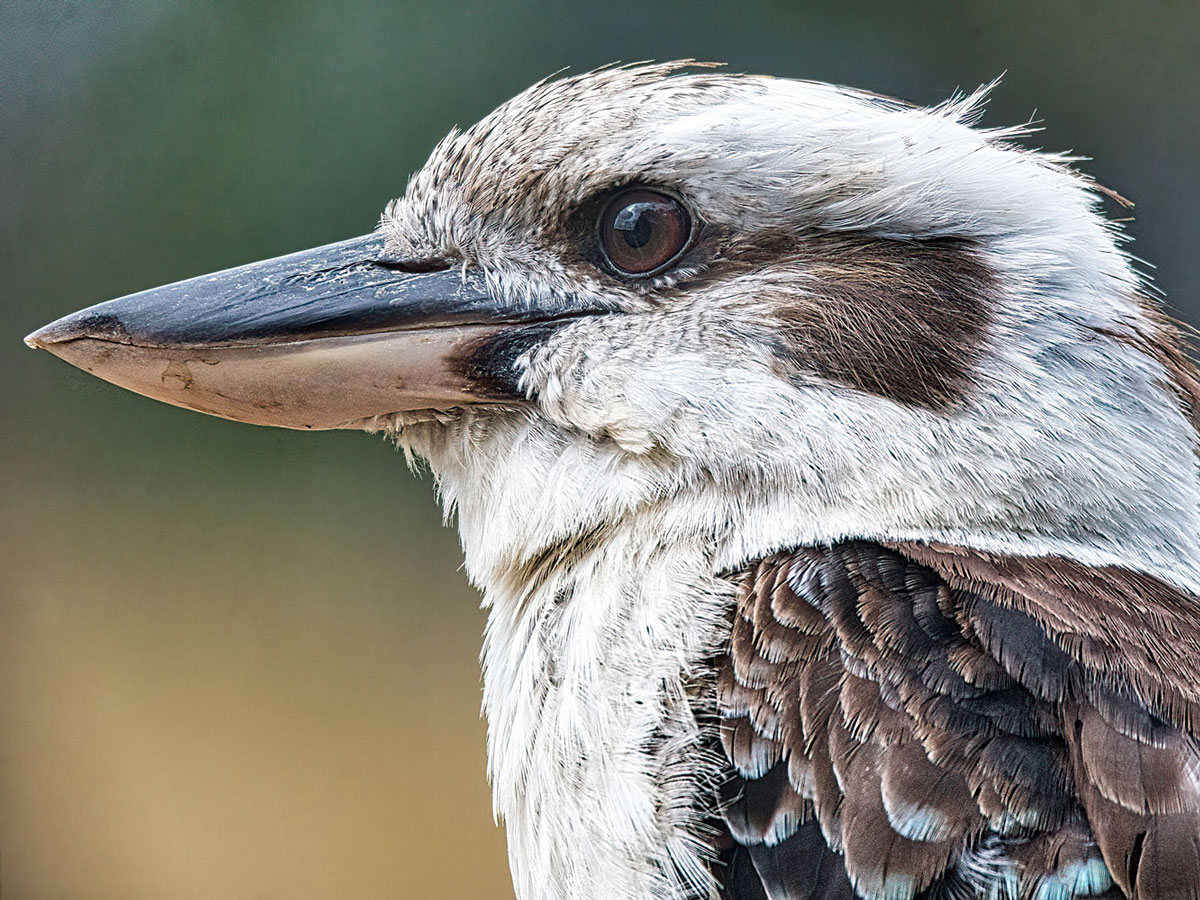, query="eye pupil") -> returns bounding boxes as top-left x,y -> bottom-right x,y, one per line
599,189 -> 691,275
614,204 -> 655,249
